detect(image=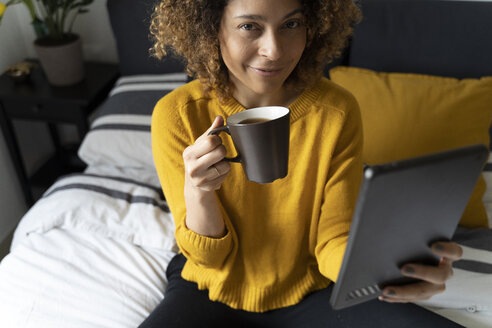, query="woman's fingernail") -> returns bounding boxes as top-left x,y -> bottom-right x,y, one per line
433,243 -> 444,252
403,266 -> 415,275
384,289 -> 396,296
